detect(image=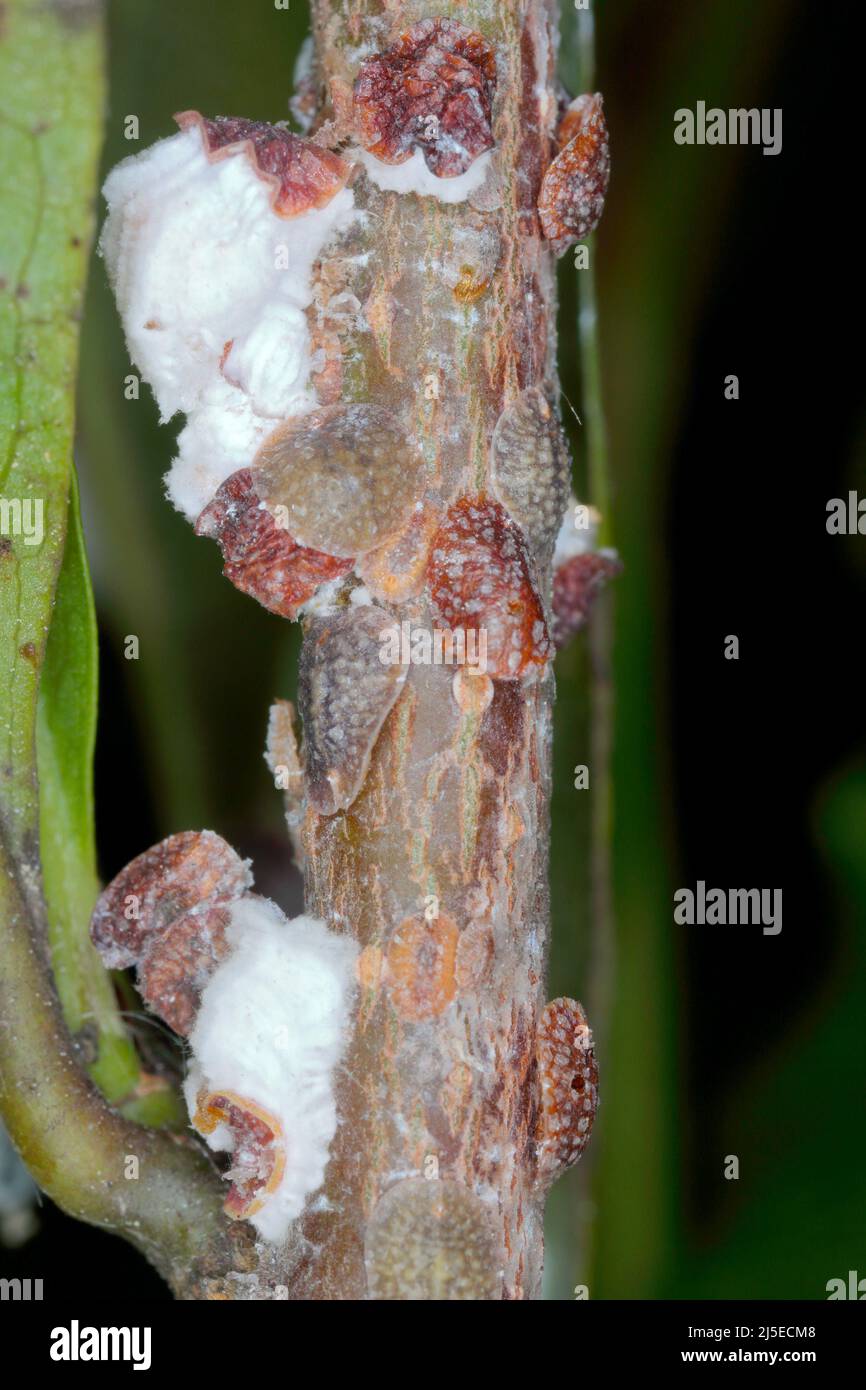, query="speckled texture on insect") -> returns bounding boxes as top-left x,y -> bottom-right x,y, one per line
365,1177 -> 502,1299
137,897 -> 235,1036
533,997 -> 598,1189
195,468 -> 353,619
490,387 -> 572,571
254,403 -> 425,559
298,605 -> 409,815
538,93 -> 610,254
90,830 -> 252,969
354,18 -> 497,178
552,550 -> 622,648
427,496 -> 552,680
